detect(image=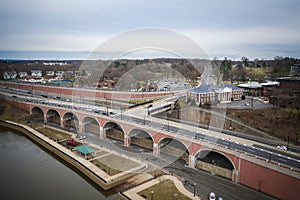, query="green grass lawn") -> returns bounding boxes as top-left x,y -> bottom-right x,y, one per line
92,154 -> 140,176
38,127 -> 71,141
138,180 -> 192,200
